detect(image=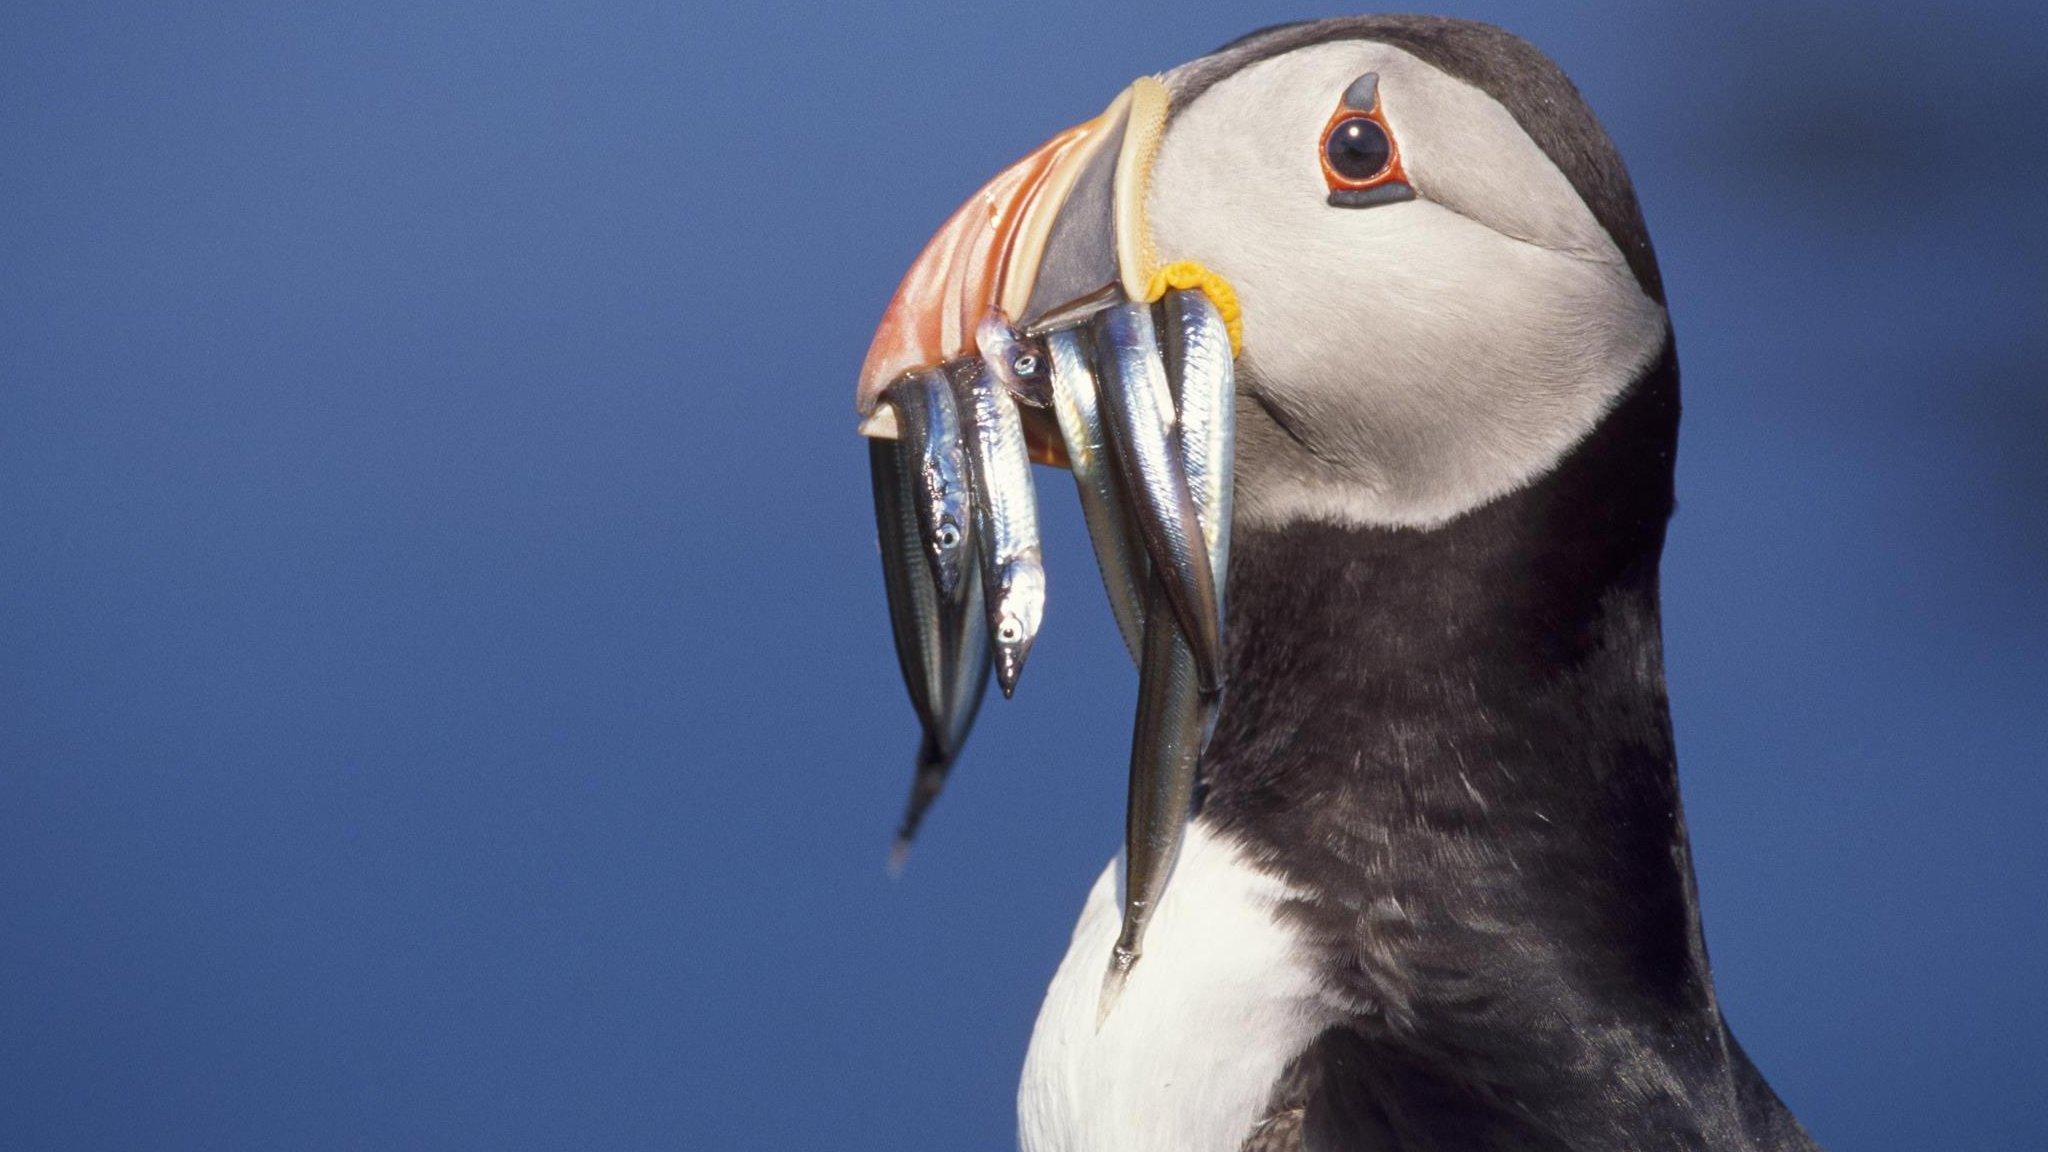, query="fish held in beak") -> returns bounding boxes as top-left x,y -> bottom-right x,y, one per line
870,432 -> 962,792
892,368 -> 975,603
1099,289 -> 1237,1021
891,561 -> 993,872
1102,574 -> 1215,1022
1047,326 -> 1148,663
954,361 -> 1046,698
1164,289 -> 1237,587
976,307 -> 1053,409
1091,301 -> 1225,695
857,79 -> 1242,977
